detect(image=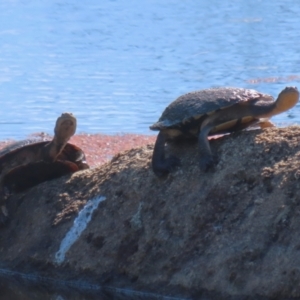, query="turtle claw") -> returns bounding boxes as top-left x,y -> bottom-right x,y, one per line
199,155 -> 218,172
153,155 -> 181,177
